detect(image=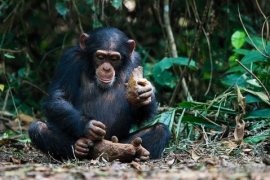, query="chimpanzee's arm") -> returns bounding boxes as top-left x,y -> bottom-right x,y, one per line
43,89 -> 88,138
